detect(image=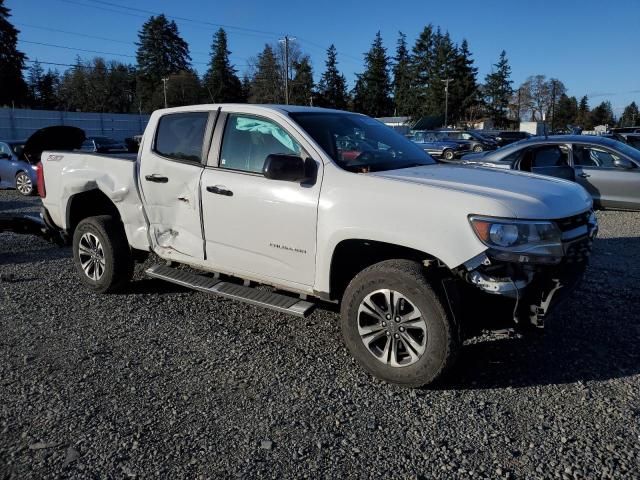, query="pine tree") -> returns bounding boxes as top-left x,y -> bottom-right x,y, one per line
27,60 -> 44,104
451,39 -> 479,123
619,101 -> 639,127
203,28 -> 243,103
289,56 -> 314,106
424,29 -> 456,122
576,95 -> 591,129
392,32 -> 412,117
164,69 -> 202,107
483,50 -> 513,128
251,44 -> 283,103
0,0 -> 28,106
316,45 -> 349,110
409,24 -> 435,117
553,94 -> 579,130
591,101 -> 615,127
352,32 -> 393,117
135,14 -> 191,110
27,61 -> 60,109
